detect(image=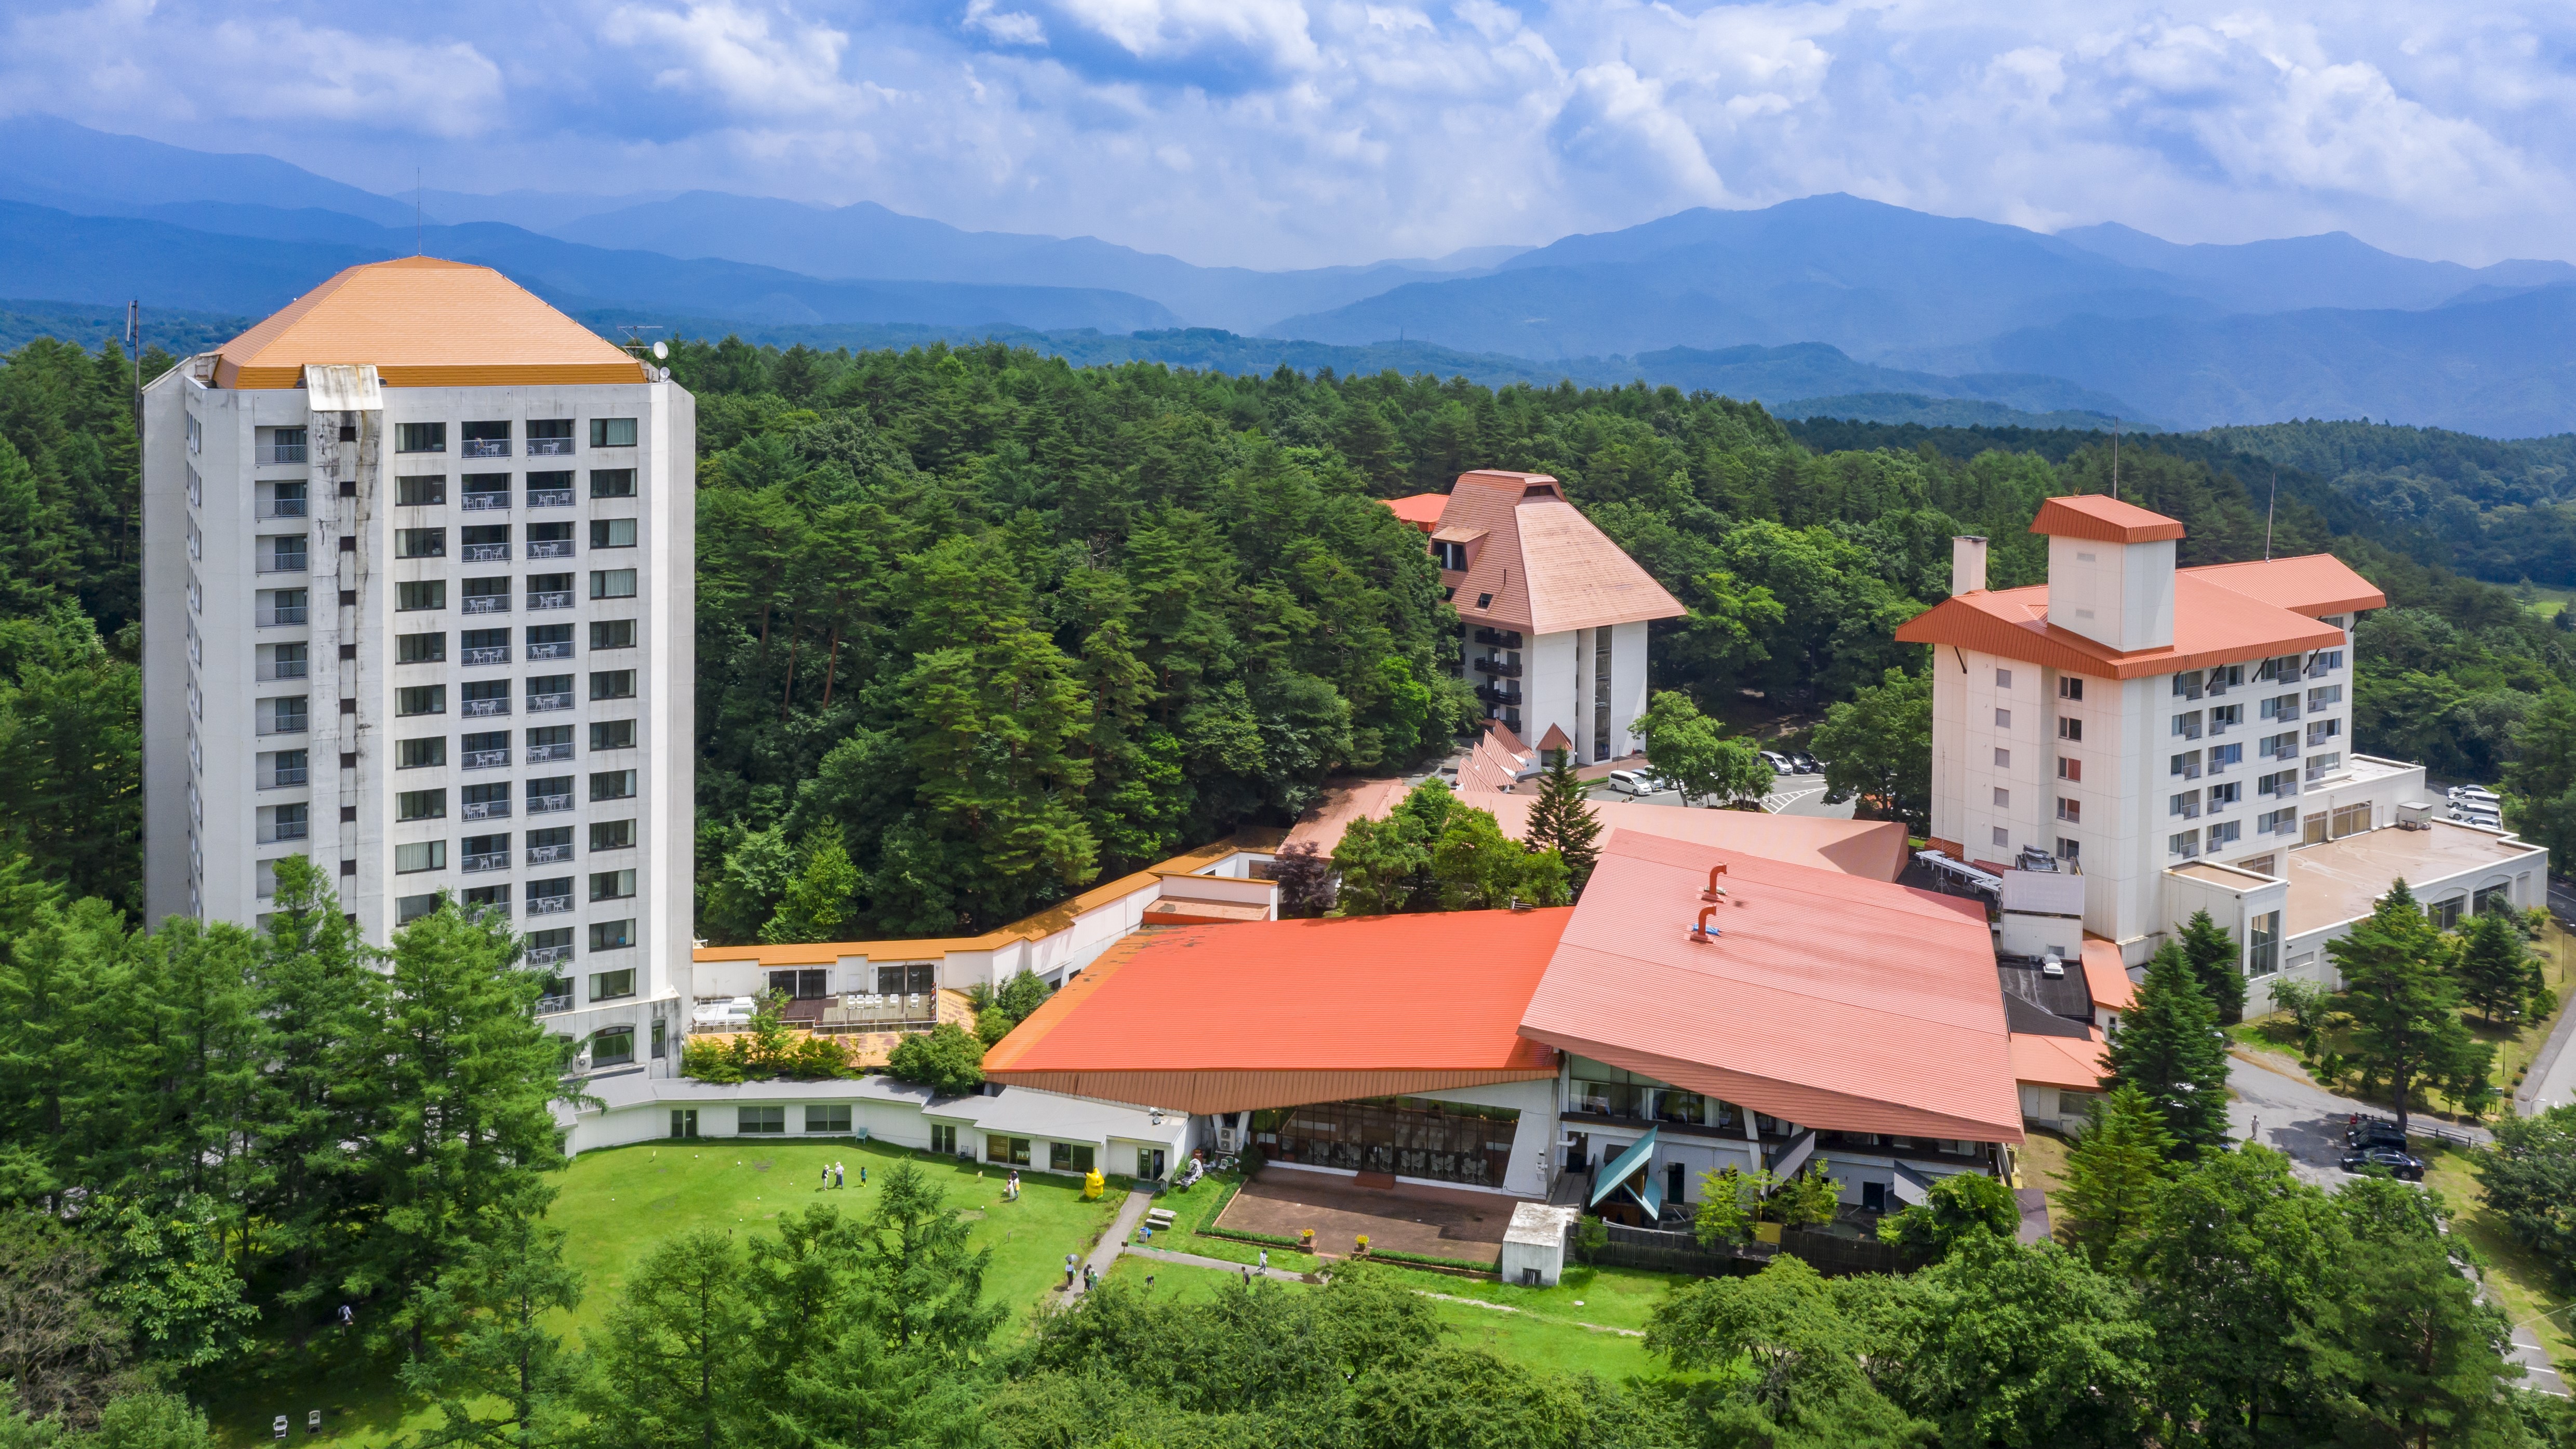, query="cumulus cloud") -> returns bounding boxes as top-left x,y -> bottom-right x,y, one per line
2,0 -> 2570,269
